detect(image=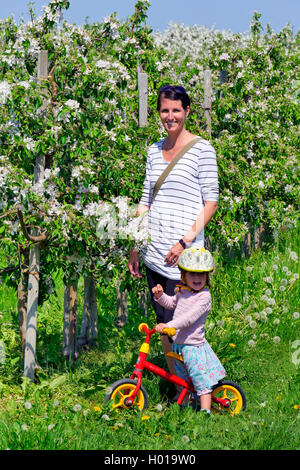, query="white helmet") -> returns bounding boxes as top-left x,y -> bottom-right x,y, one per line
177,247 -> 215,272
